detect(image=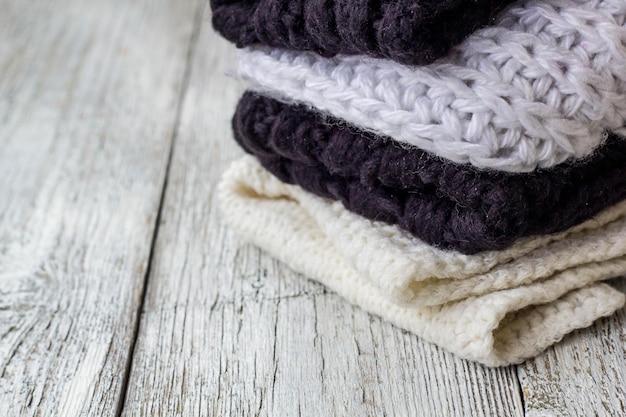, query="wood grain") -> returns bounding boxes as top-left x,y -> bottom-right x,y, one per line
0,0 -> 199,415
519,278 -> 626,417
120,11 -> 525,417
4,1 -> 626,415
